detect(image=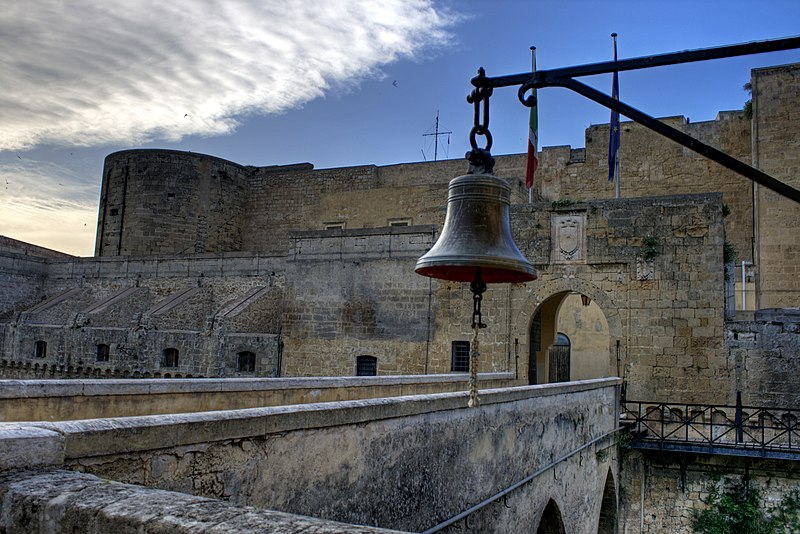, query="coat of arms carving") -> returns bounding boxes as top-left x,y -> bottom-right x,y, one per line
552,214 -> 586,263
